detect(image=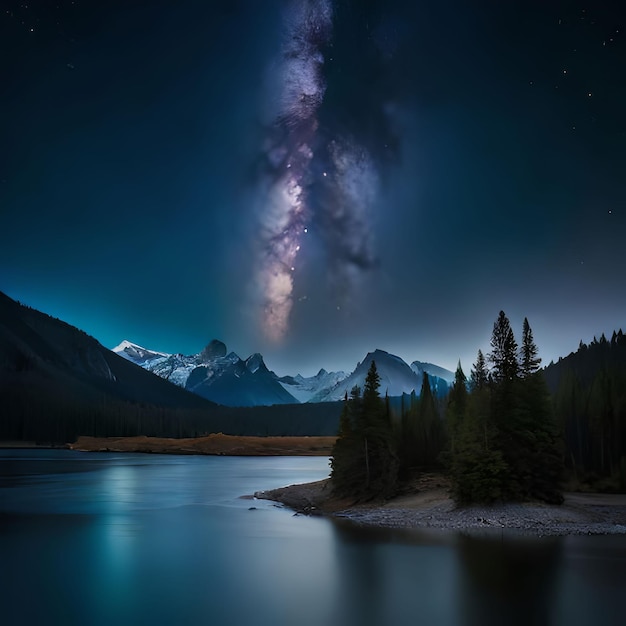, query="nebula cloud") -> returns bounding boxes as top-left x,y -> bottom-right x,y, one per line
251,0 -> 386,343
253,0 -> 332,342
318,138 -> 379,302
